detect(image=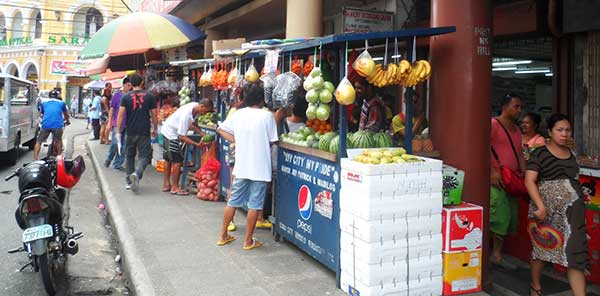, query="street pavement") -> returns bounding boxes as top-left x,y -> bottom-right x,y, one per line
88,136 -> 496,296
0,117 -> 127,296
